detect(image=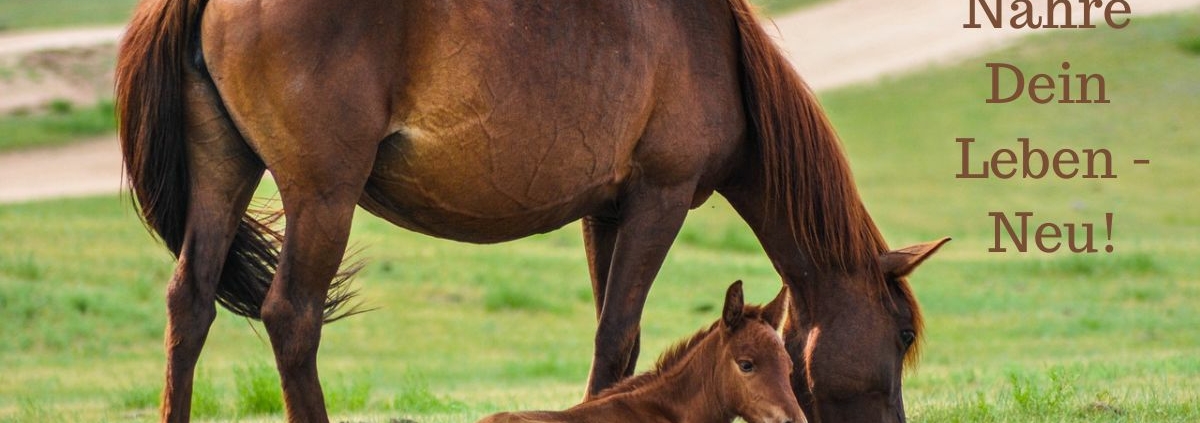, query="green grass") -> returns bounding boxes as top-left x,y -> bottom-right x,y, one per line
0,0 -> 137,31
0,11 -> 1197,423
0,100 -> 116,152
233,363 -> 284,416
1180,35 -> 1200,55
0,0 -> 811,33
754,0 -> 831,15
383,376 -> 466,414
